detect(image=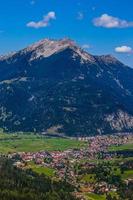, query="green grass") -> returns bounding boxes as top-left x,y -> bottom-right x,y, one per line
122,170 -> 133,180
0,132 -> 87,154
27,162 -> 55,177
86,193 -> 106,200
86,192 -> 118,200
109,143 -> 133,151
81,174 -> 96,183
